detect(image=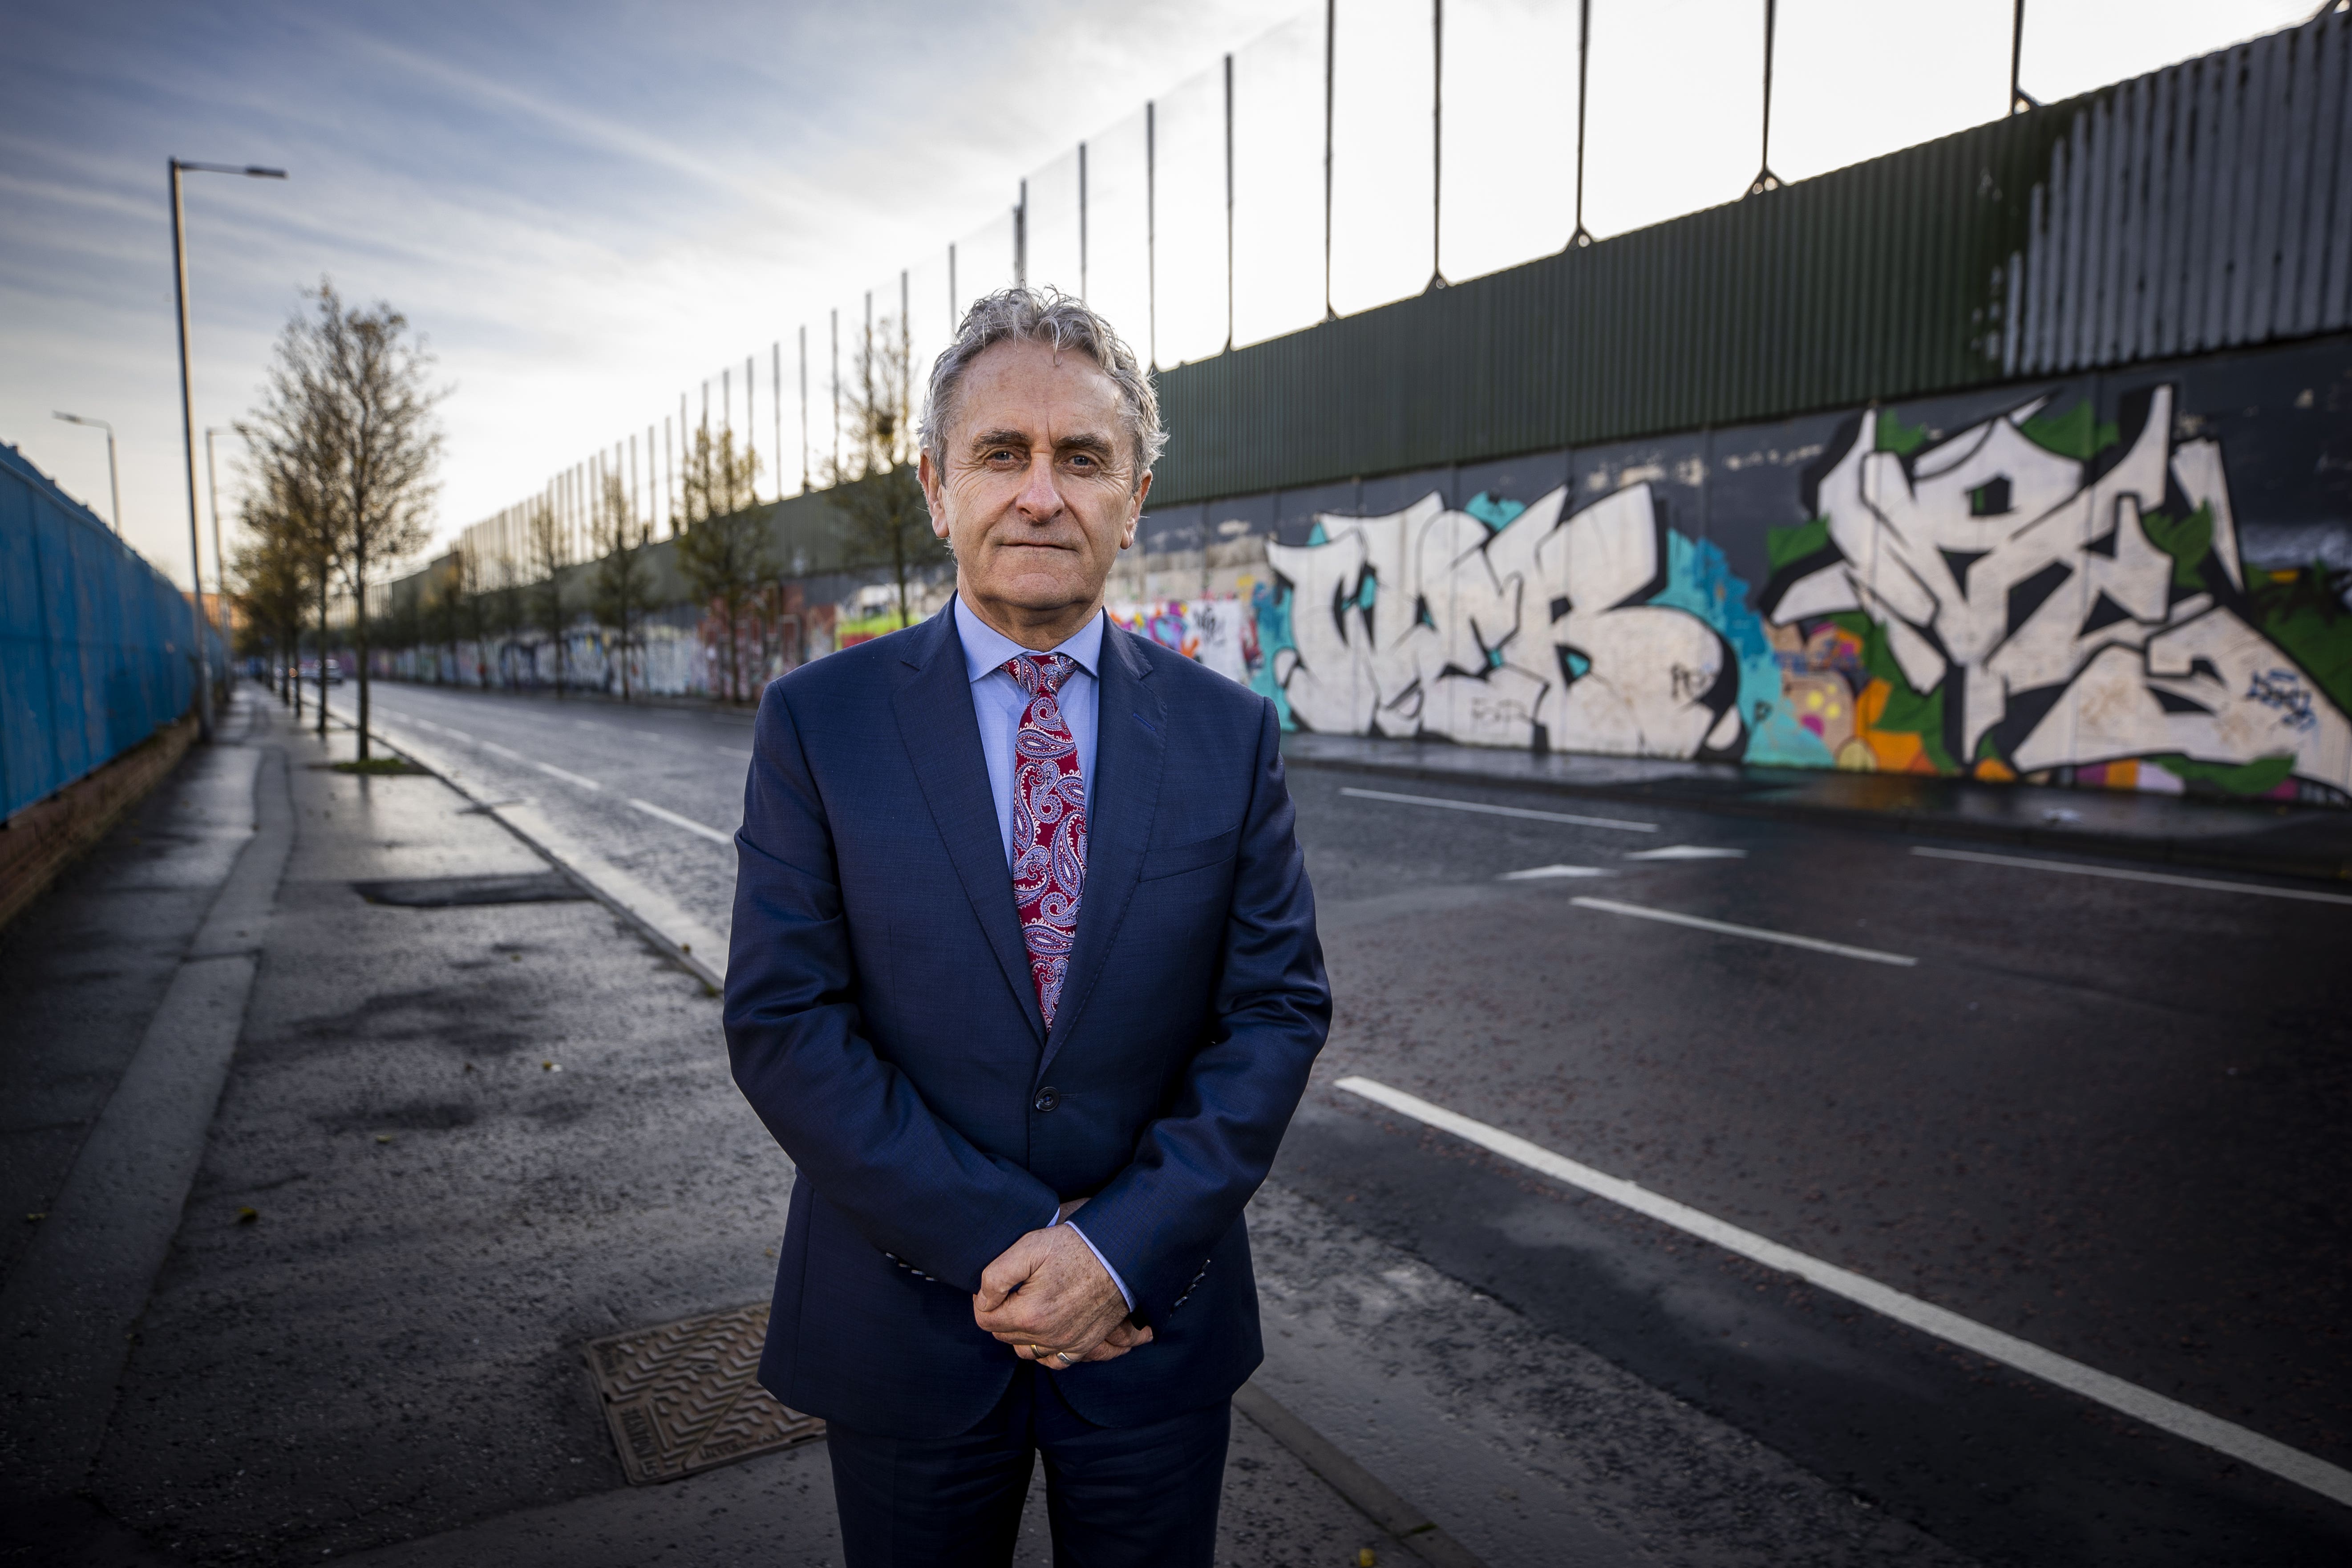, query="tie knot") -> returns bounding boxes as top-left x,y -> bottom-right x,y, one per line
1005,653 -> 1077,697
